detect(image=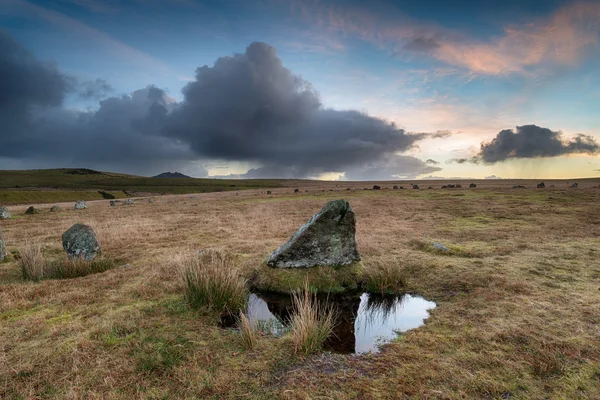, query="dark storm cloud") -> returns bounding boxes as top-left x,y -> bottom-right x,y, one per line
477,125 -> 600,163
342,155 -> 442,180
164,42 -> 424,177
426,159 -> 440,165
